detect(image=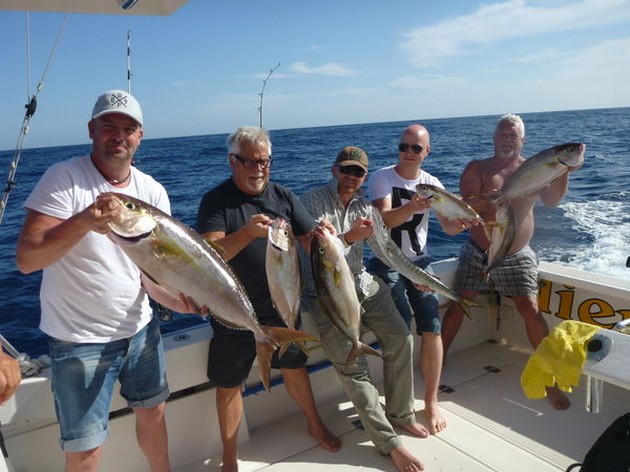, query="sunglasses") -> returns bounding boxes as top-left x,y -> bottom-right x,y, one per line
338,165 -> 367,178
398,143 -> 424,154
230,154 -> 273,169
